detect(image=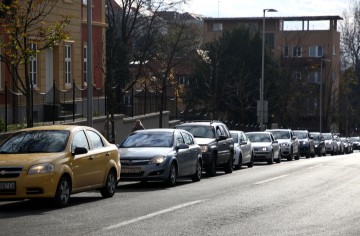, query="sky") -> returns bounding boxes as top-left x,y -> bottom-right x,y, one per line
183,0 -> 351,18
